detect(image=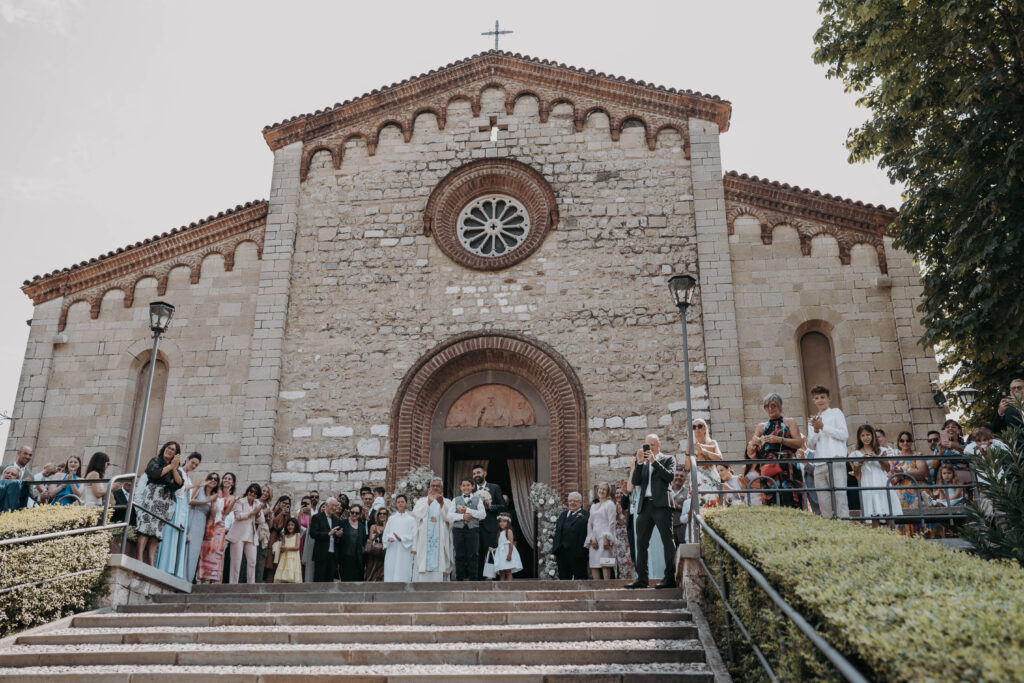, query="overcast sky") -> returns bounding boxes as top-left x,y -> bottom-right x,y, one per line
0,0 -> 902,449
